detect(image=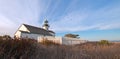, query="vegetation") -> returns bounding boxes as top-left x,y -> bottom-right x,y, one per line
0,35 -> 12,40
98,40 -> 110,45
0,35 -> 120,59
64,33 -> 79,38
0,38 -> 37,59
40,38 -> 59,46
